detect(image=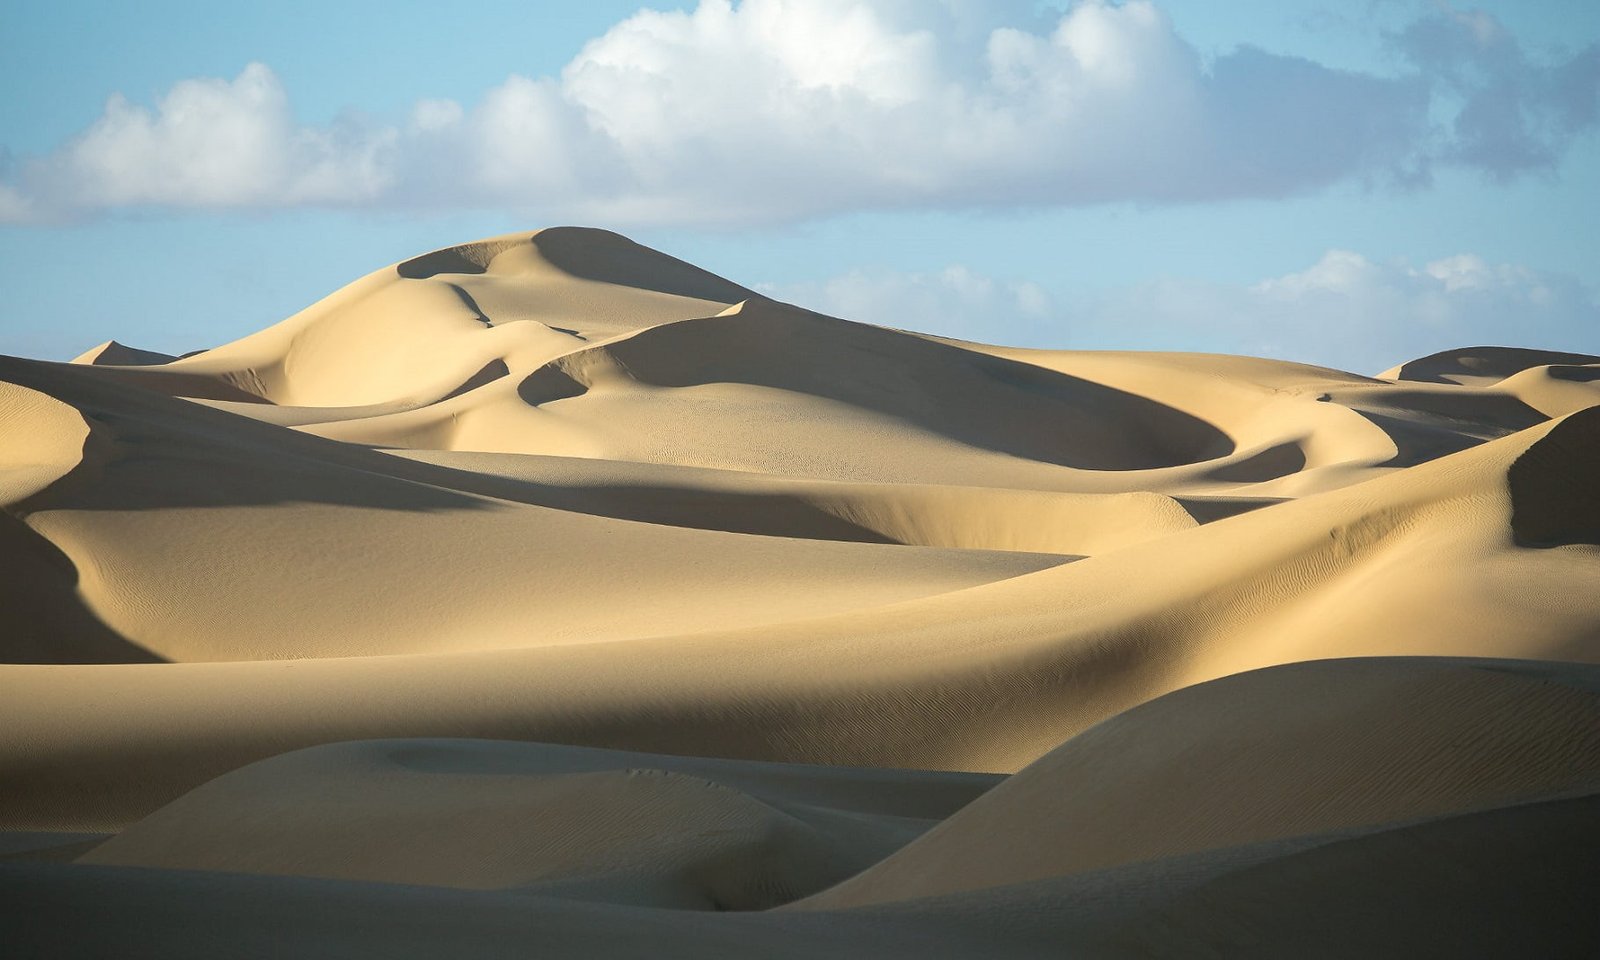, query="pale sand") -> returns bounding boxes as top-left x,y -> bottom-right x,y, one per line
1,227 -> 1597,956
